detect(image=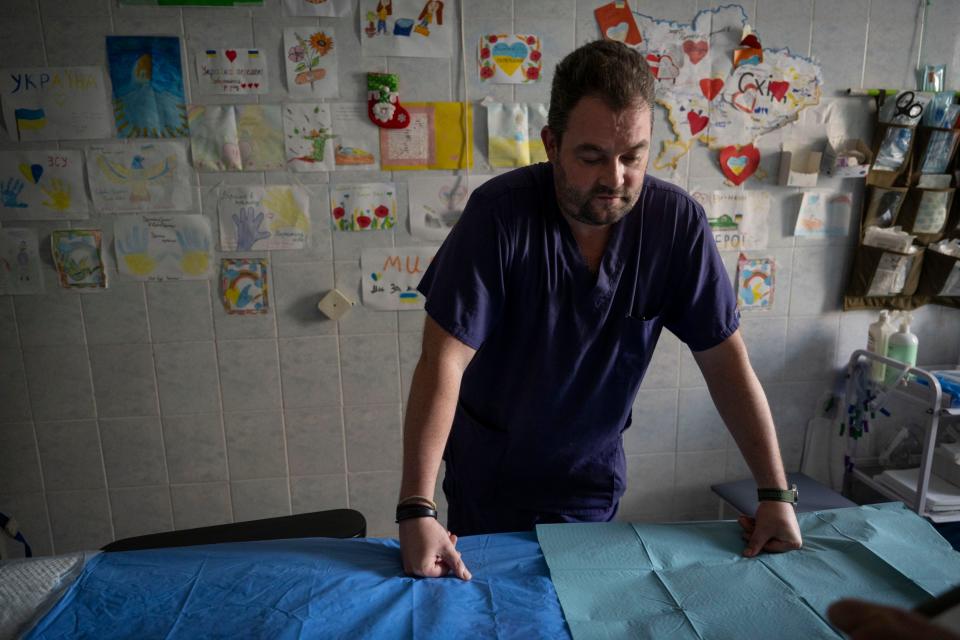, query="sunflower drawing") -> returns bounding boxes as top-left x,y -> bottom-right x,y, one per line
288,30 -> 334,89
309,31 -> 333,56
